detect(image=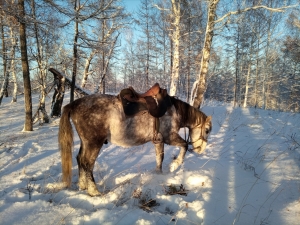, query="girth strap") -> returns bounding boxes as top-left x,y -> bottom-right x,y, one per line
152,117 -> 162,144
